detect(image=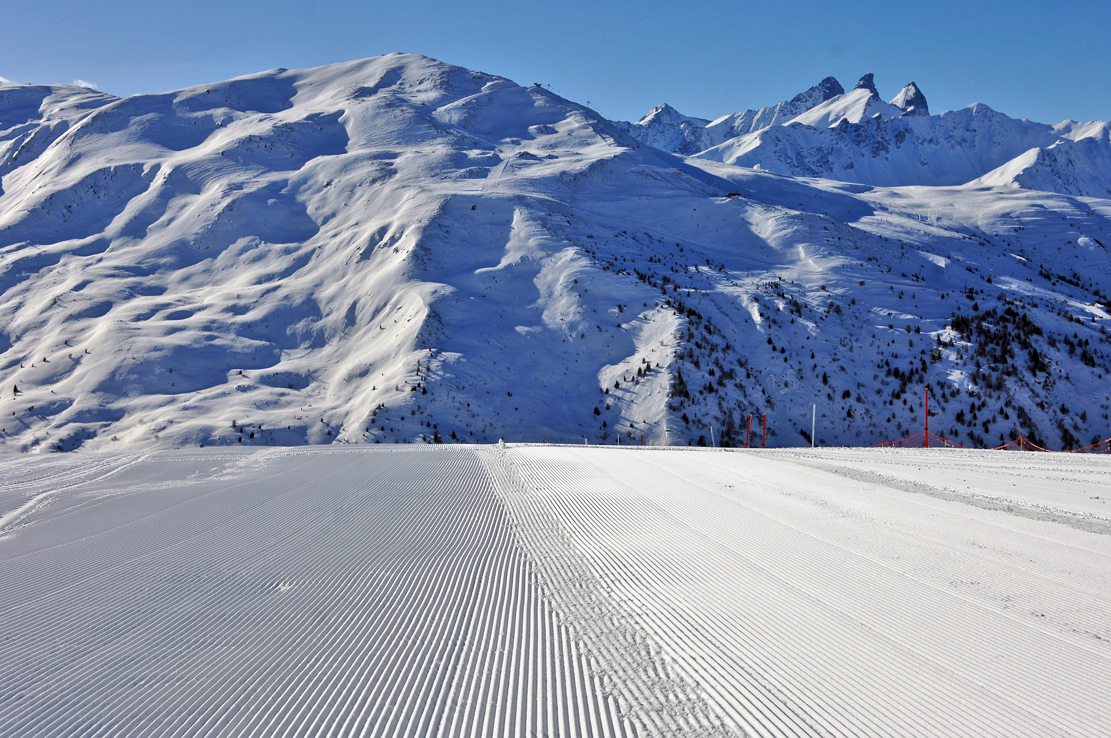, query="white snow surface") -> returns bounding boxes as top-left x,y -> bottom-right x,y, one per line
1,444 -> 1109,736
889,82 -> 929,116
972,135 -> 1111,198
2,53 -> 1111,453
